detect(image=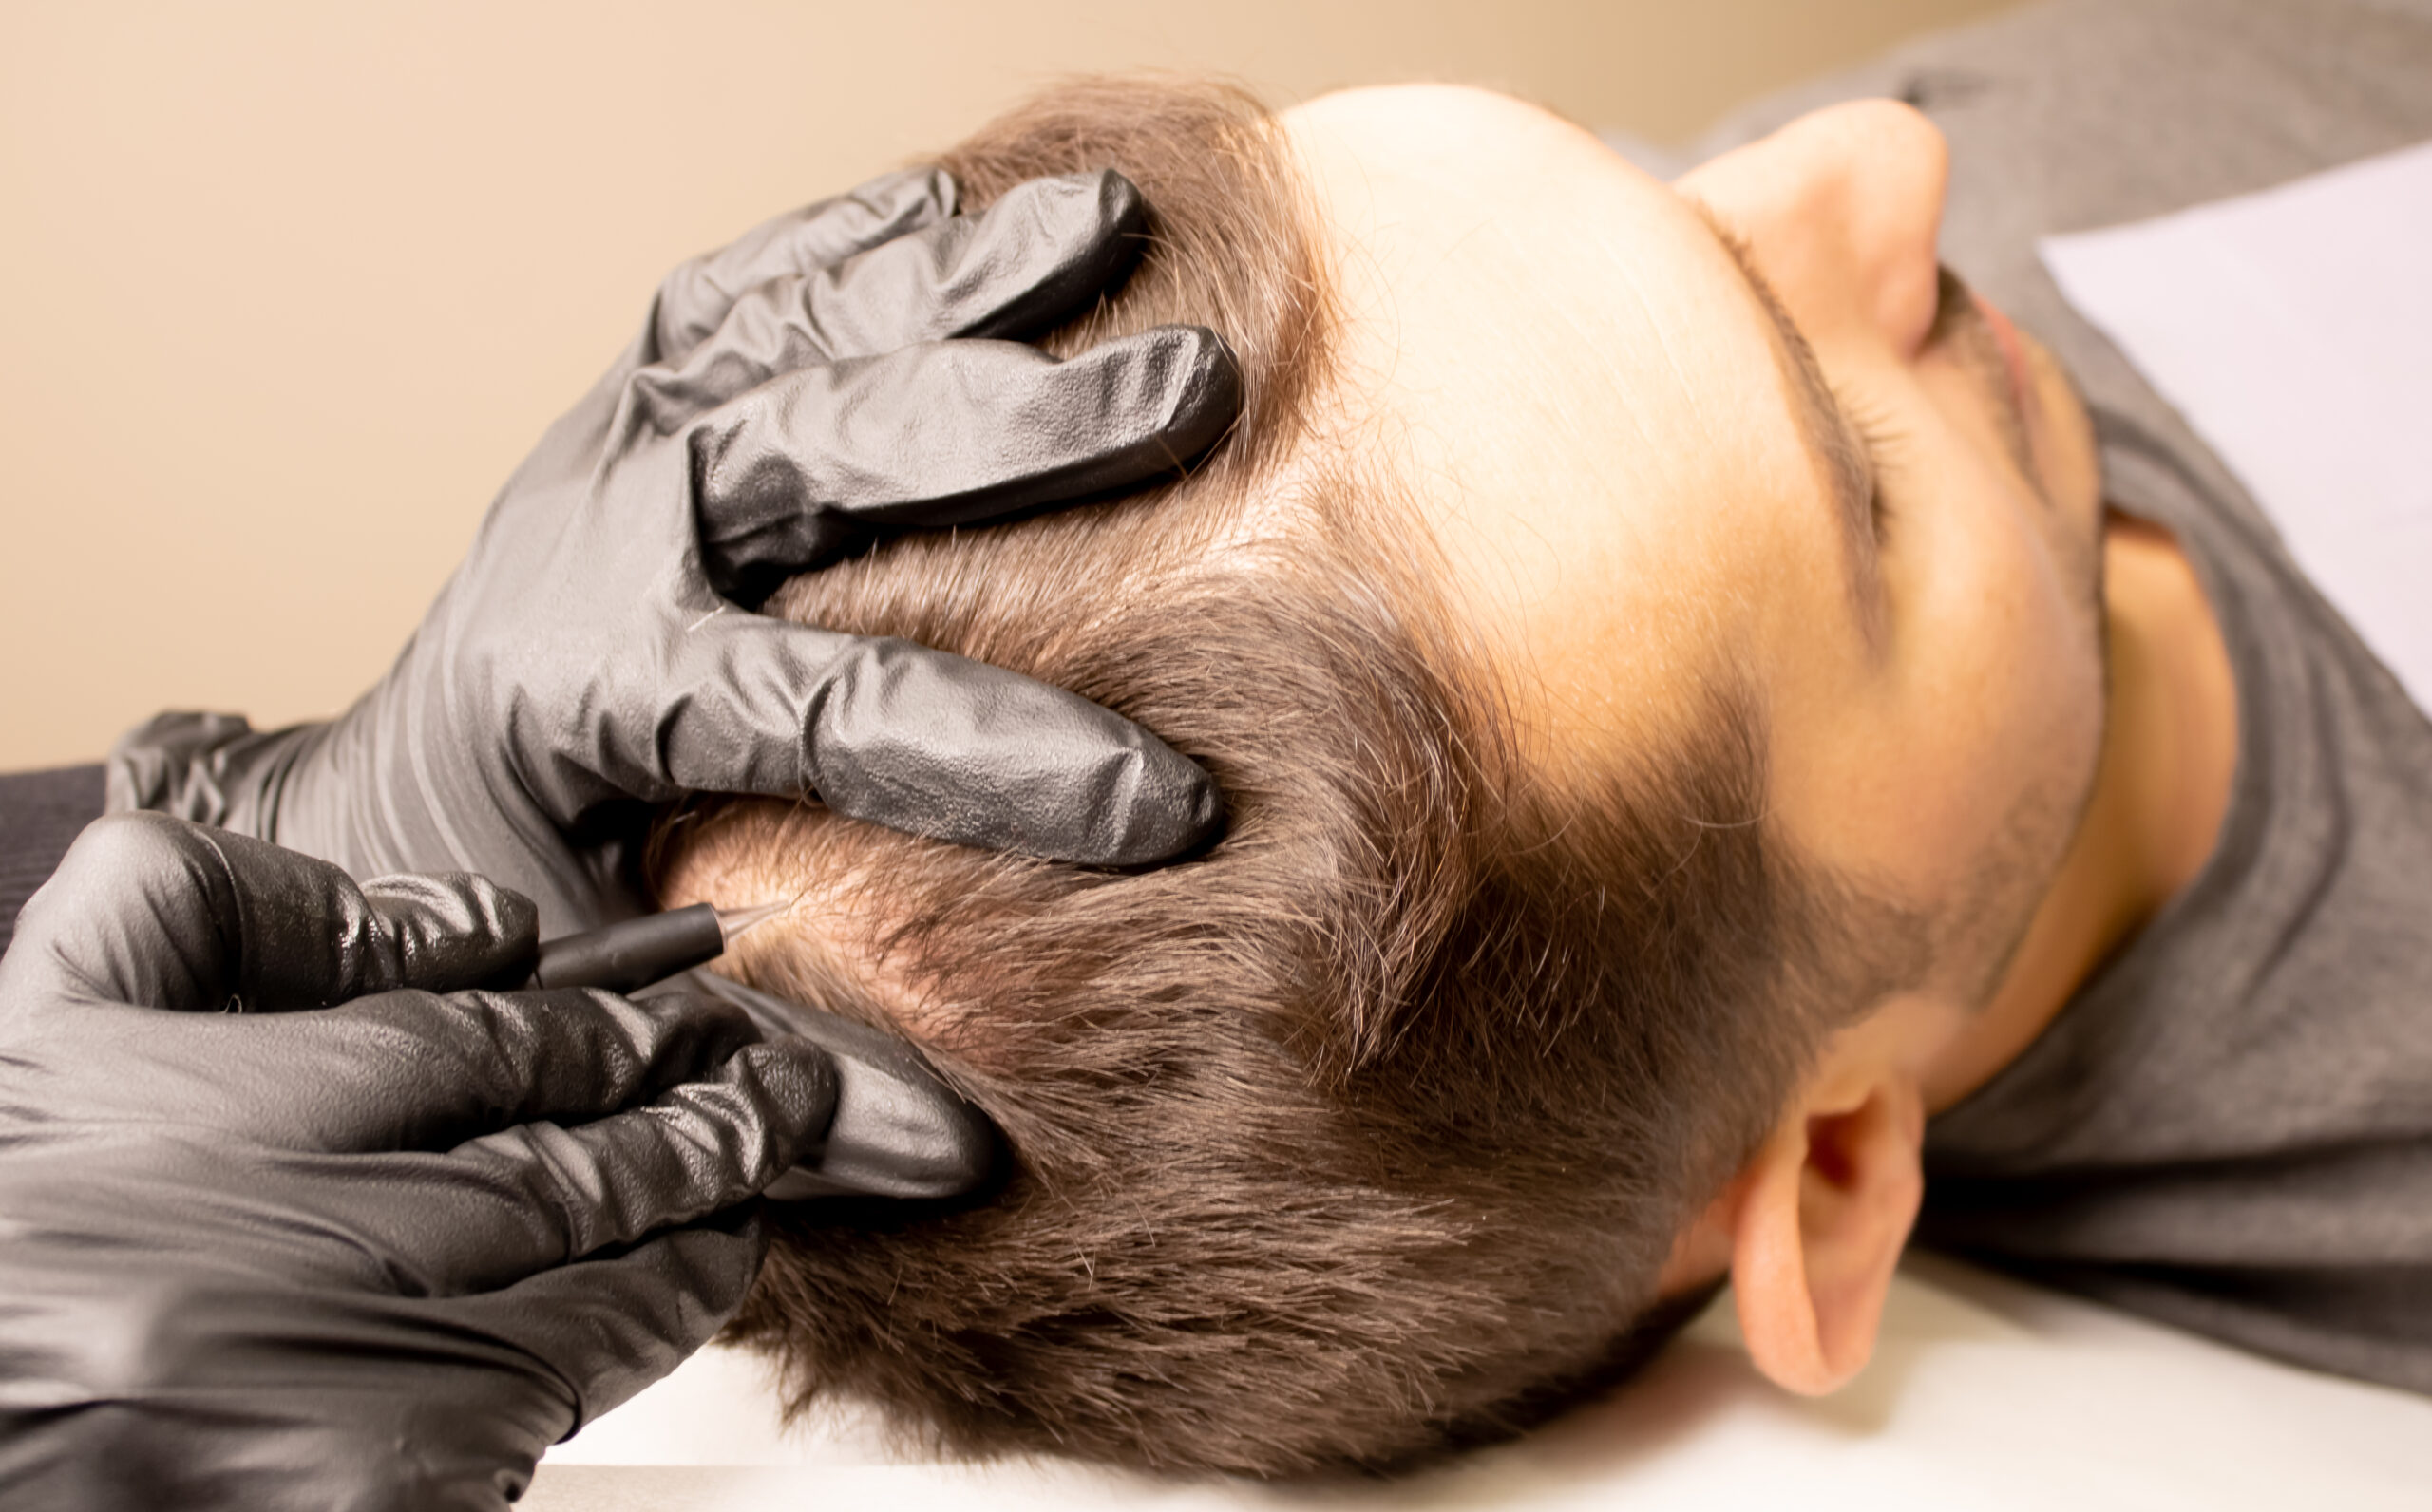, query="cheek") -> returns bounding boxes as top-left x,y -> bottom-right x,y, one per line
1886,473 -> 2106,883
1783,463 -> 2105,903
